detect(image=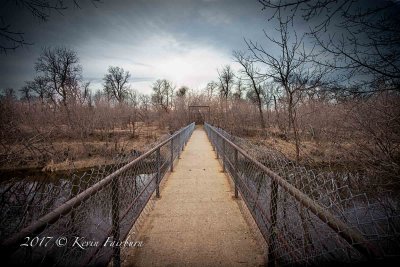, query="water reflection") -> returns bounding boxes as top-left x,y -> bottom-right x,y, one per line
1,168 -> 155,266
